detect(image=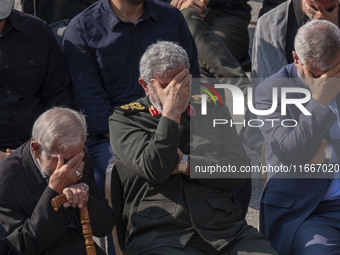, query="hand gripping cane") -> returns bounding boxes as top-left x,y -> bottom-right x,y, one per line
51,194 -> 97,255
